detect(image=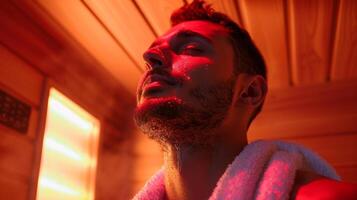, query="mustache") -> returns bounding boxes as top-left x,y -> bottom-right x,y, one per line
137,68 -> 184,99
145,68 -> 177,84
